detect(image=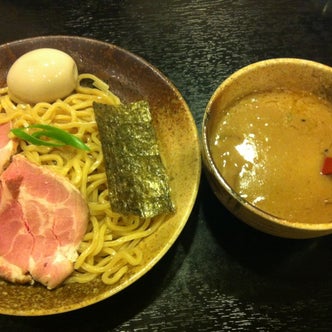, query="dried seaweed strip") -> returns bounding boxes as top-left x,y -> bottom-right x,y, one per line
93,101 -> 175,218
